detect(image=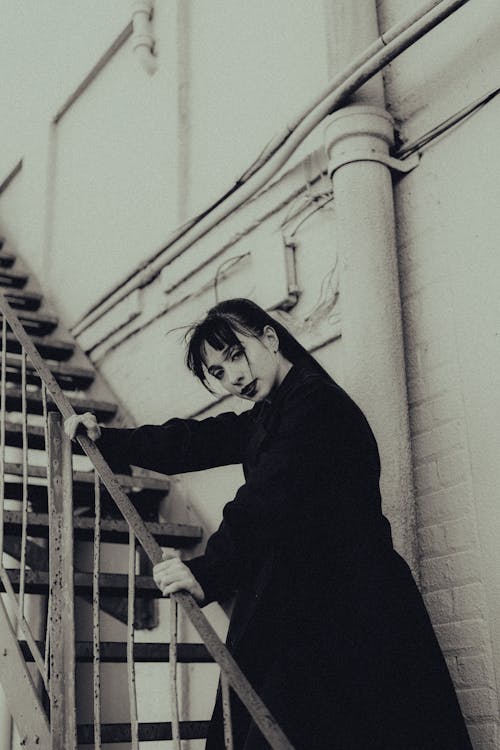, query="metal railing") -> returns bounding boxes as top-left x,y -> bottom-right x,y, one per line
0,291 -> 295,750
